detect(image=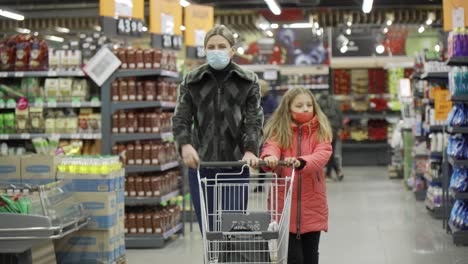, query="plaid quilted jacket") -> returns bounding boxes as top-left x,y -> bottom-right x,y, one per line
172,63 -> 263,162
